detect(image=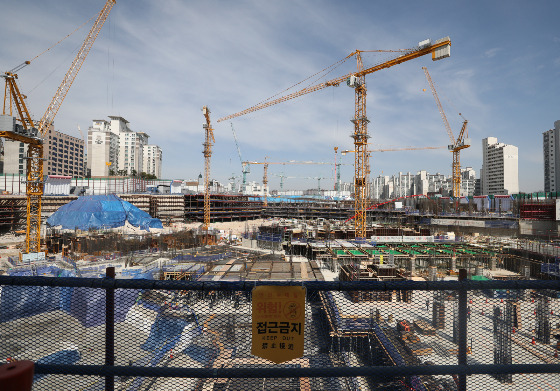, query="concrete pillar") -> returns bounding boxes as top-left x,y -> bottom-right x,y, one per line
474,265 -> 483,276
410,257 -> 416,276
490,257 -> 497,271
428,265 -> 437,281
450,257 -> 457,271
522,265 -> 530,279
